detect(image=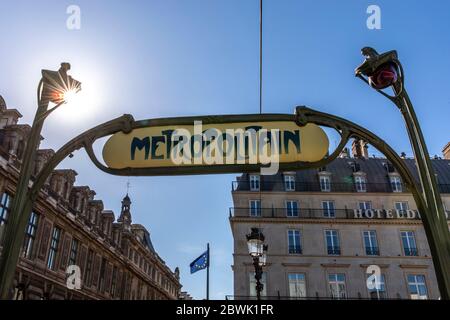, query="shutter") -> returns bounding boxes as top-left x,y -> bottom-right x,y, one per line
59,234 -> 71,271
91,254 -> 101,288
78,245 -> 88,278
104,262 -> 113,294
37,220 -> 52,261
